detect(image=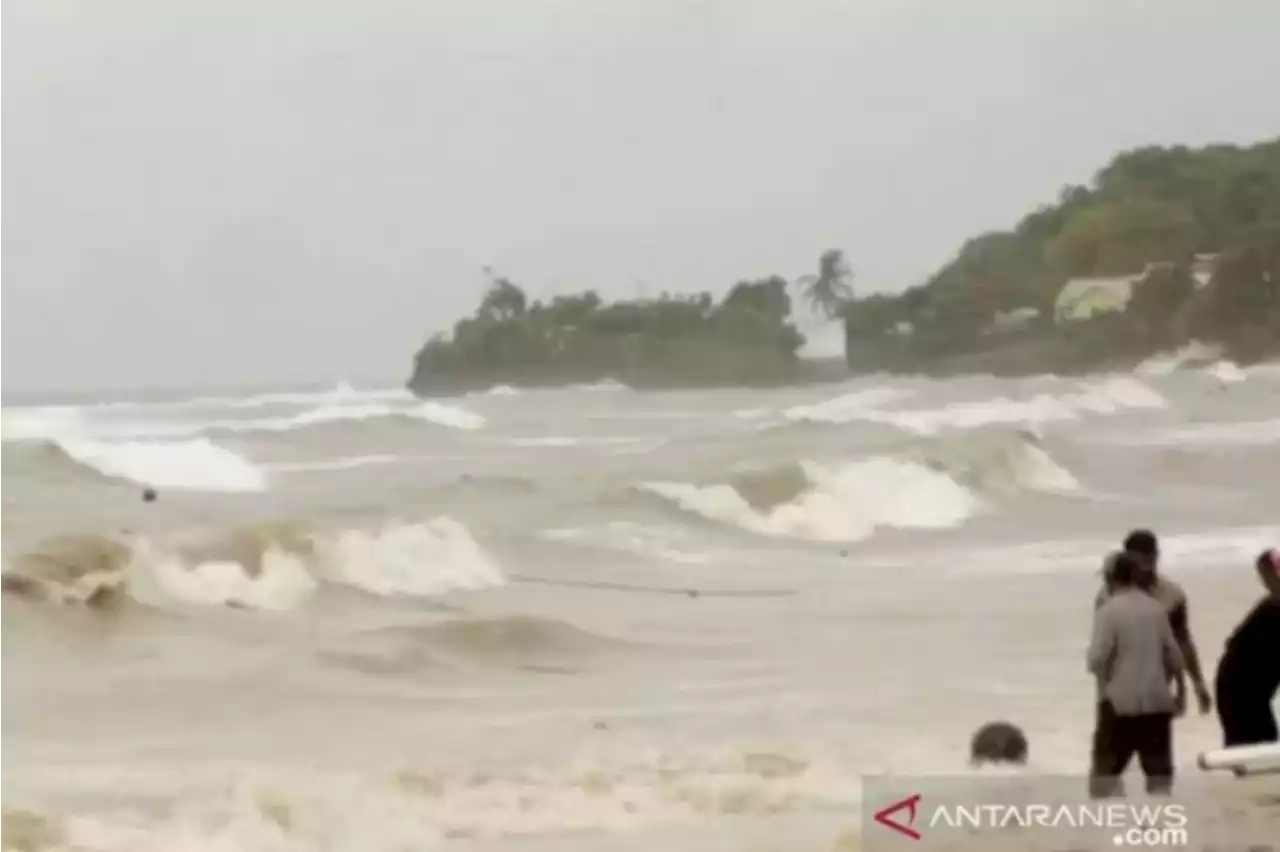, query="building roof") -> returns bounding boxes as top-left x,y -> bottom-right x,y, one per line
1054,274 -> 1141,323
